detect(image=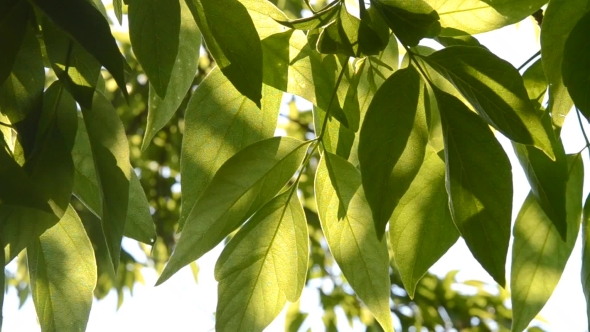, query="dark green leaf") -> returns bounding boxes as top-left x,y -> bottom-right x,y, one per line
522,58 -> 547,103
563,10 -> 590,120
42,17 -> 101,109
129,0 -> 180,98
582,192 -> 590,329
541,0 -> 589,127
0,238 -> 3,328
81,91 -> 133,270
435,35 -> 483,48
29,0 -> 129,98
0,25 -> 43,123
141,0 -> 200,150
72,116 -> 155,244
178,67 -> 280,229
316,152 -> 394,332
511,155 -> 583,332
215,192 -> 308,331
390,147 -> 459,298
373,0 -> 440,47
359,66 -> 428,238
427,46 -> 554,159
158,137 -> 311,285
27,205 -> 97,332
0,0 -> 30,85
435,88 -> 512,286
317,19 -> 355,57
276,0 -> 340,30
186,0 -> 263,106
